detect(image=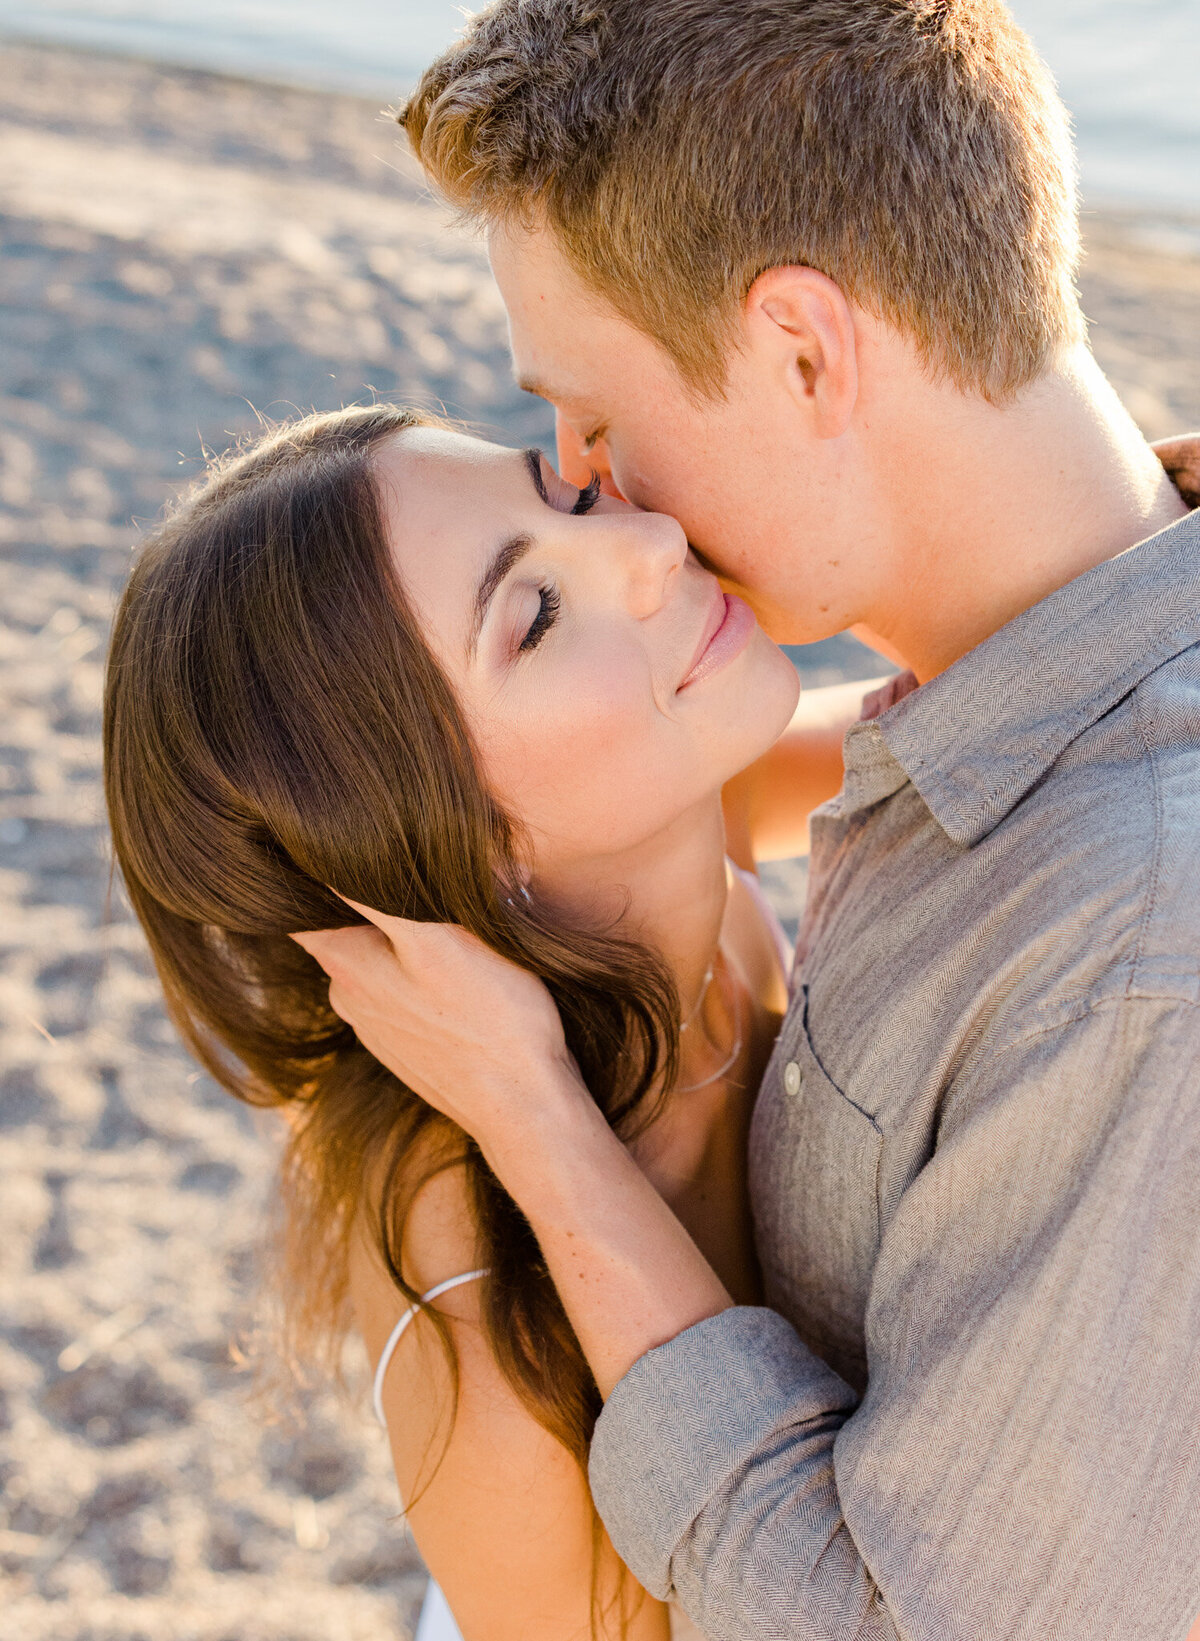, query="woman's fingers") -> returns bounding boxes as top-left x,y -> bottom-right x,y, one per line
289,916 -> 571,1139
292,922 -> 392,975
328,891 -> 479,974
292,925 -> 411,1032
330,891 -> 408,939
